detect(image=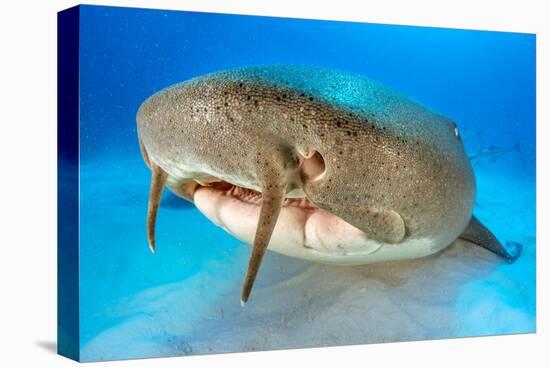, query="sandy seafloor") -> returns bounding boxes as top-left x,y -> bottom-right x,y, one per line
76,155 -> 536,362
